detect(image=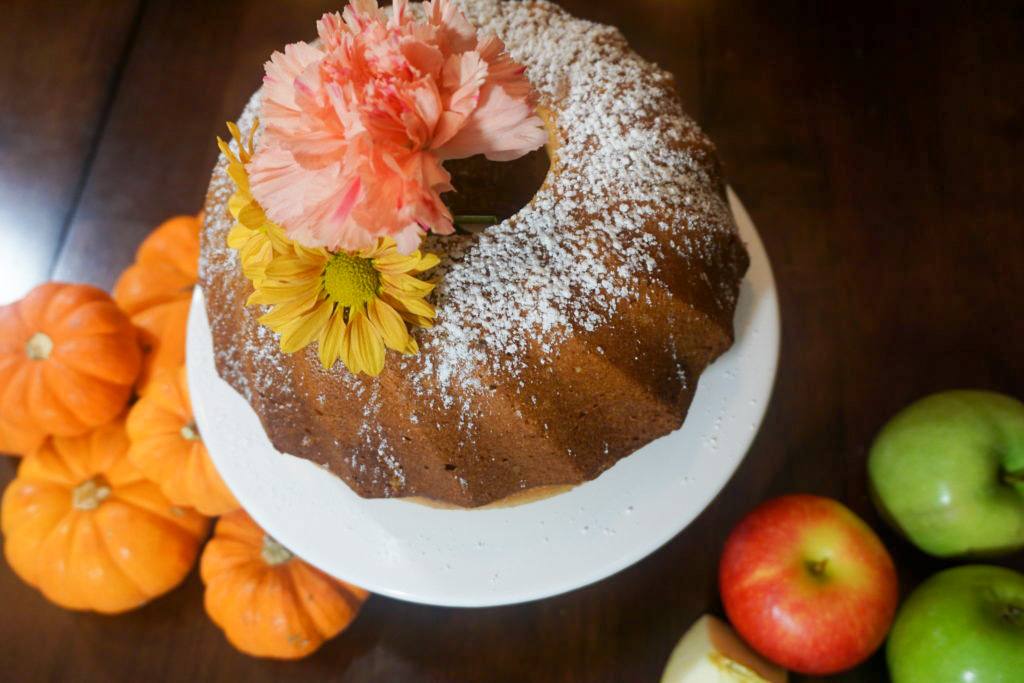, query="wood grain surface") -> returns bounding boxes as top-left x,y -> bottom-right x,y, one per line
2,1 -> 1023,681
